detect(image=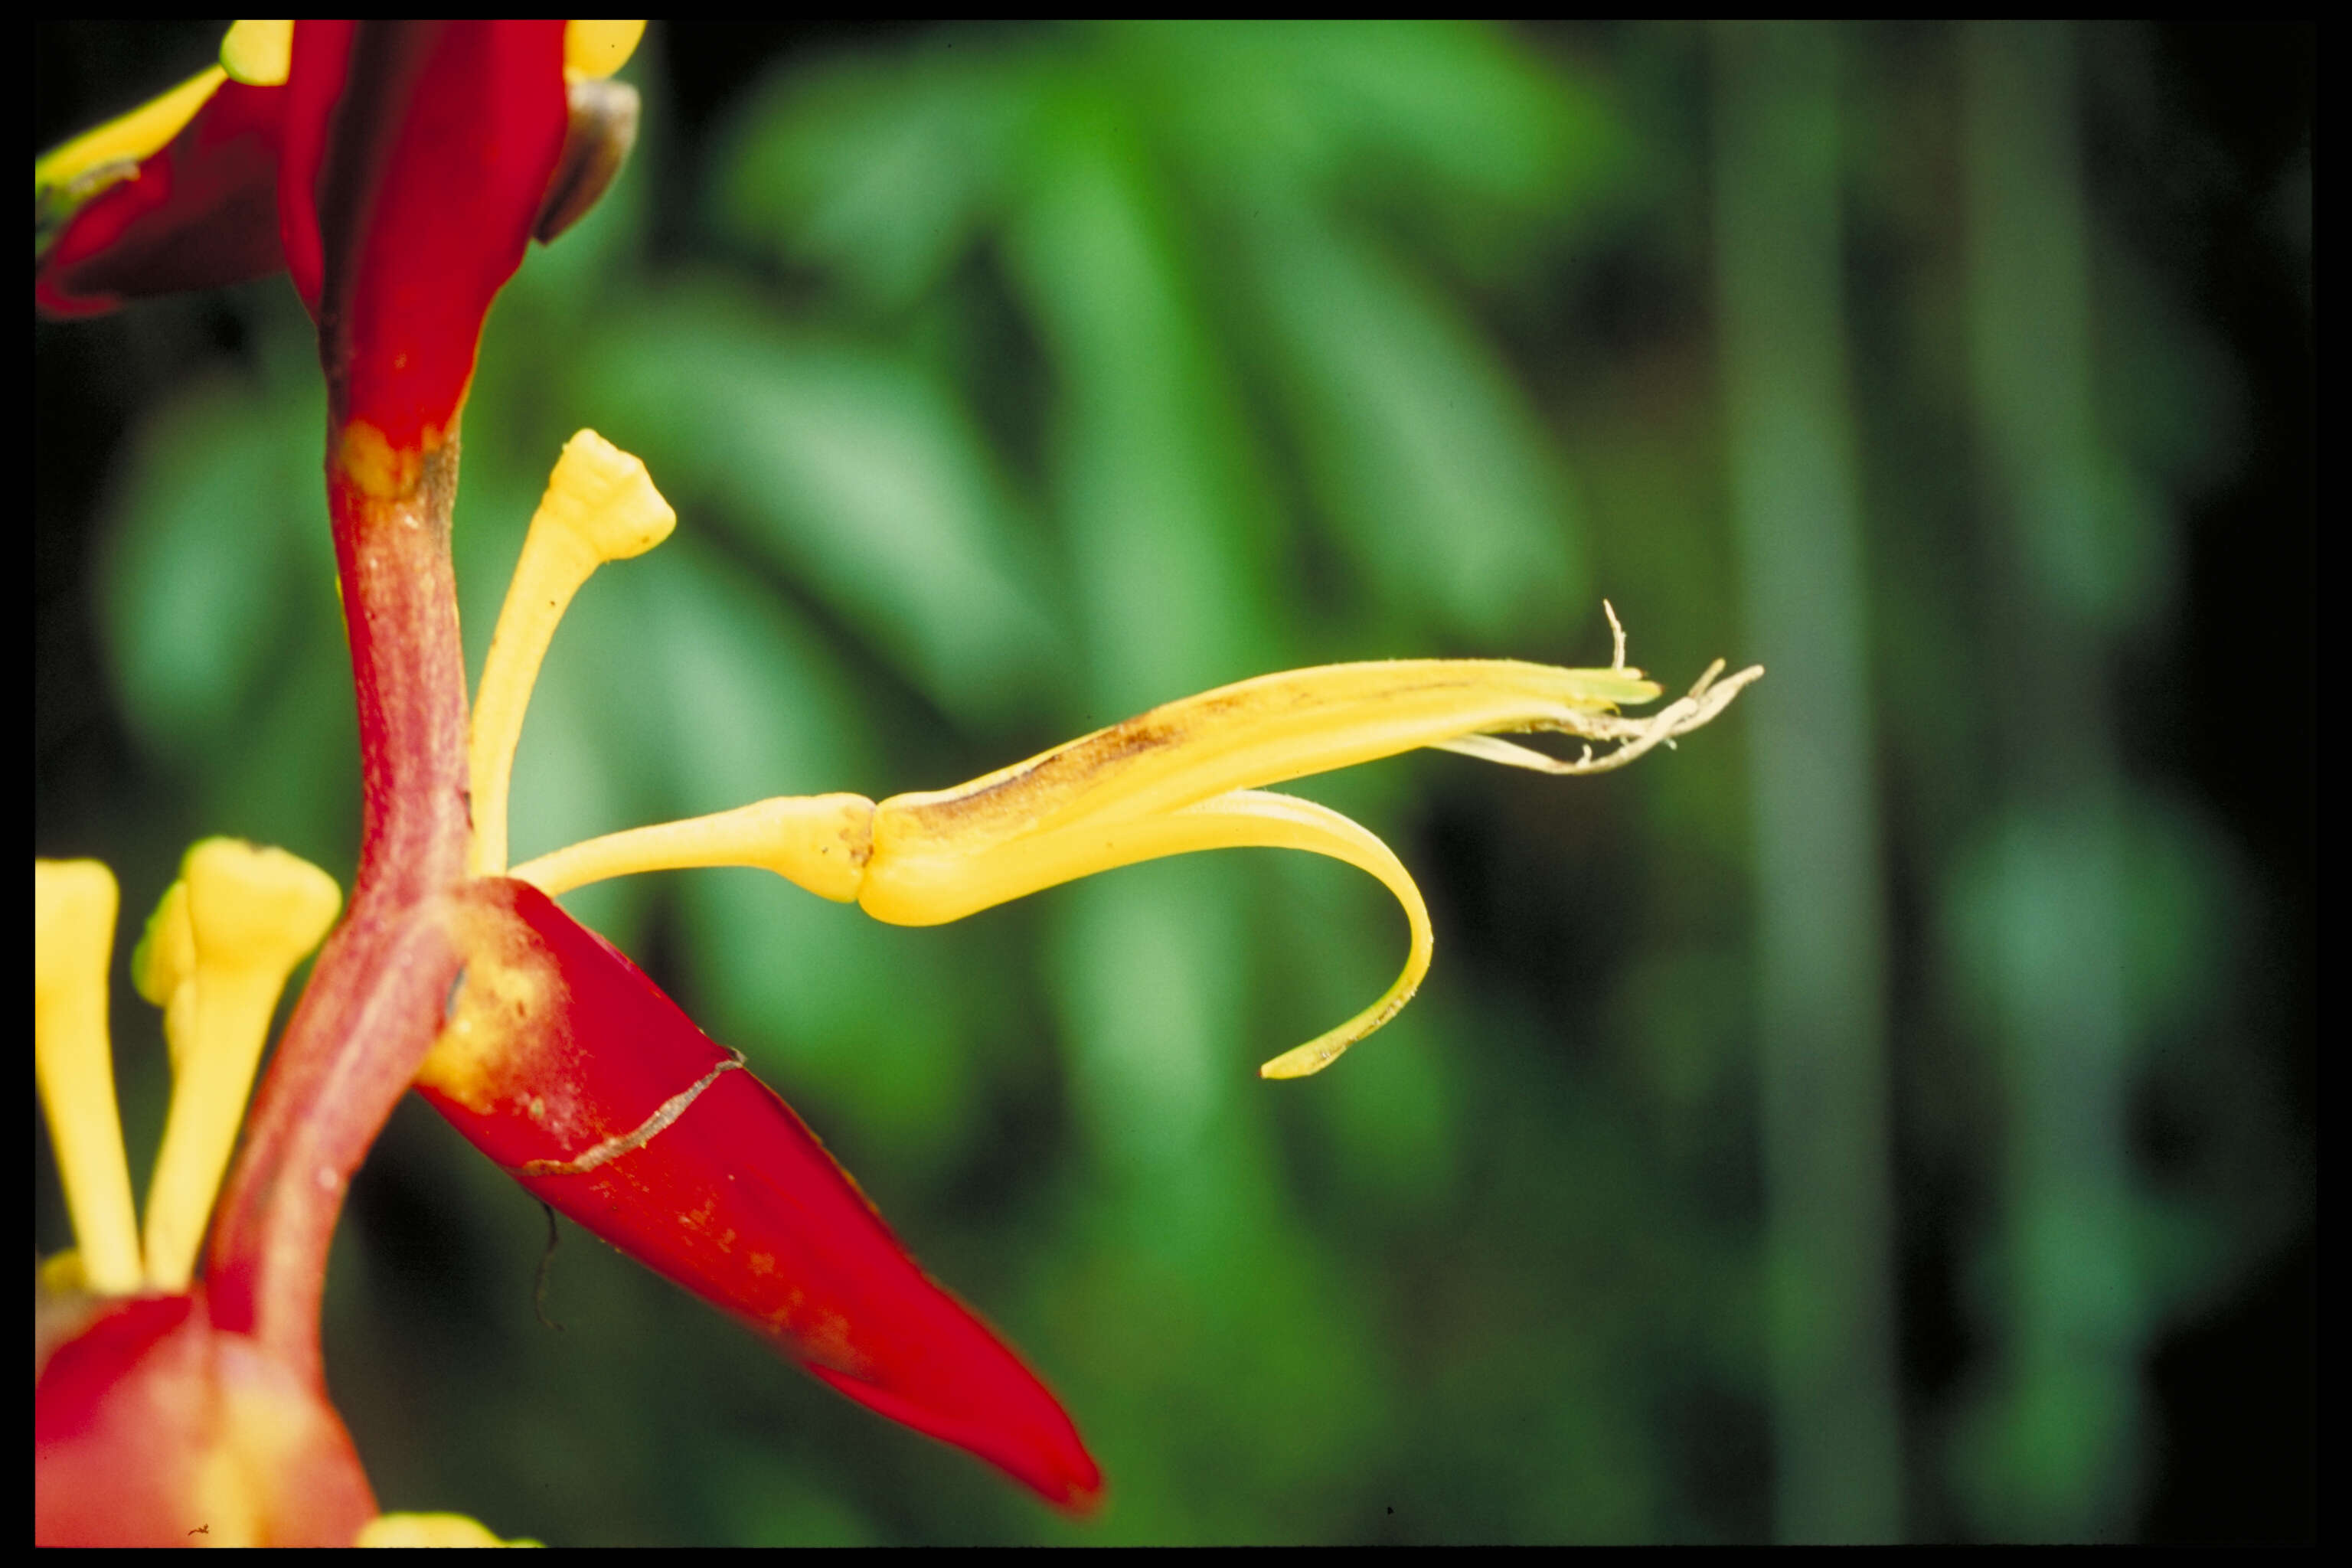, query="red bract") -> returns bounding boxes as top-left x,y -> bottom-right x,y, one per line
39,21 -> 569,456
420,879 -> 1102,1511
34,76 -> 286,318
285,20 -> 568,457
